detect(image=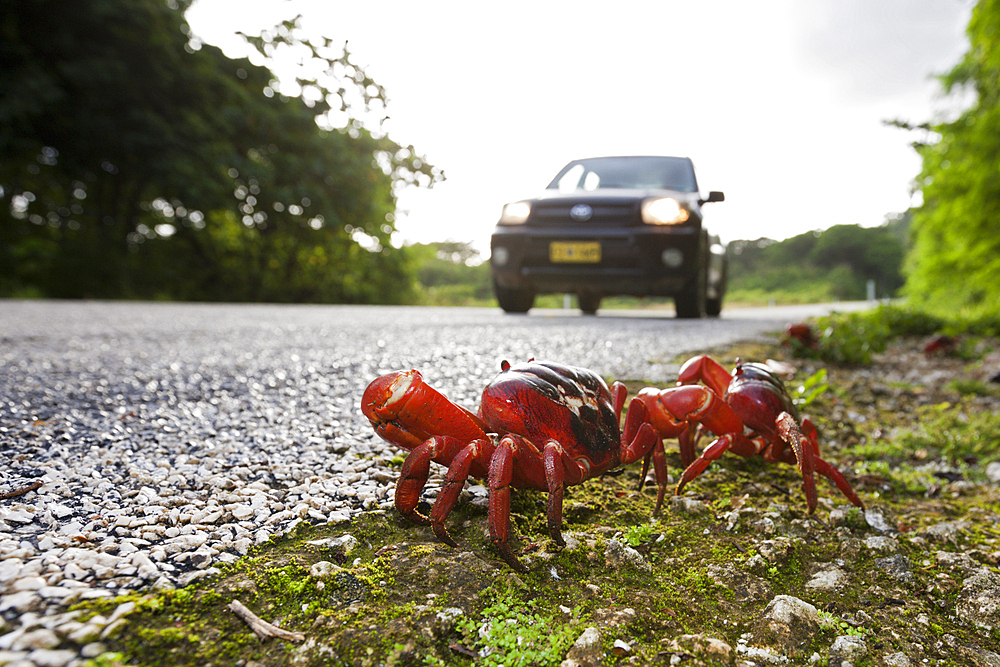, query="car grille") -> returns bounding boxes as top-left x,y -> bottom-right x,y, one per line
531,201 -> 637,226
